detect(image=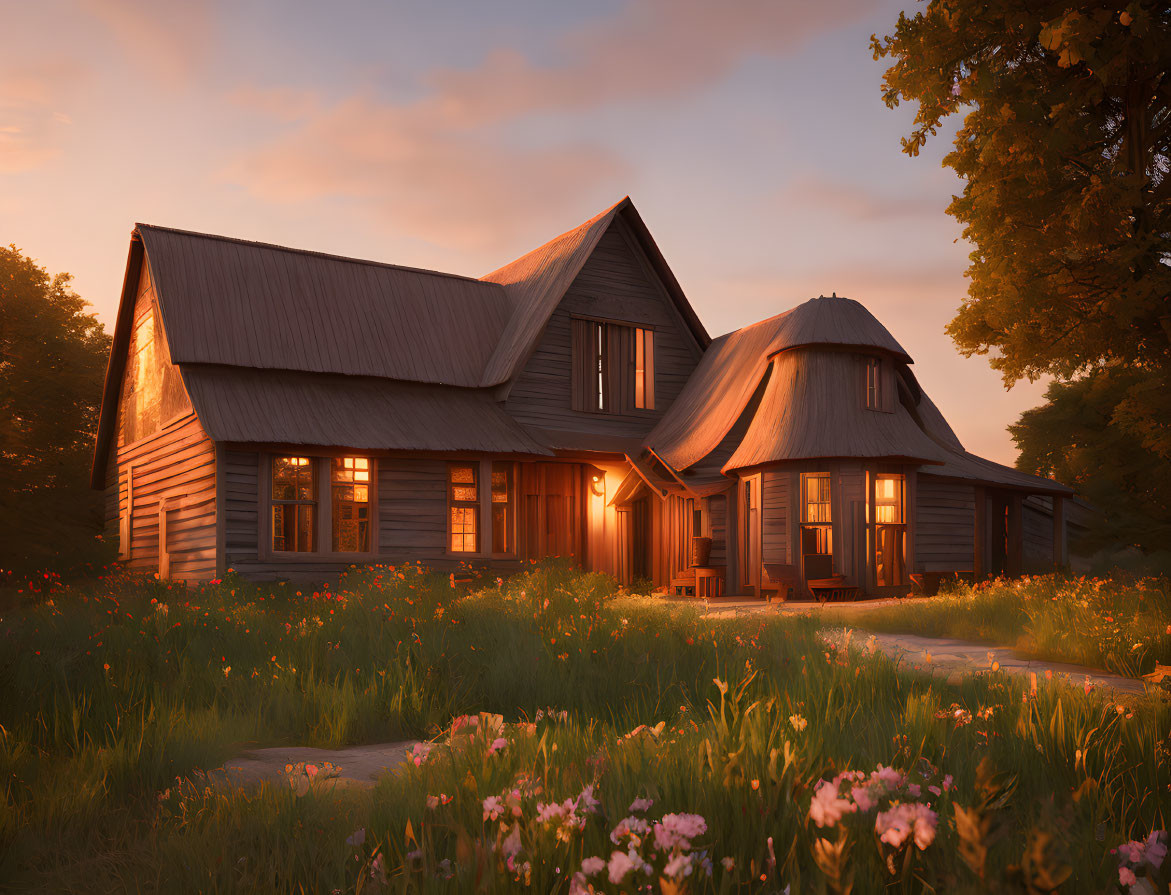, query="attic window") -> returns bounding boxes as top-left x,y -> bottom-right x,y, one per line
571,318 -> 655,414
865,358 -> 882,410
